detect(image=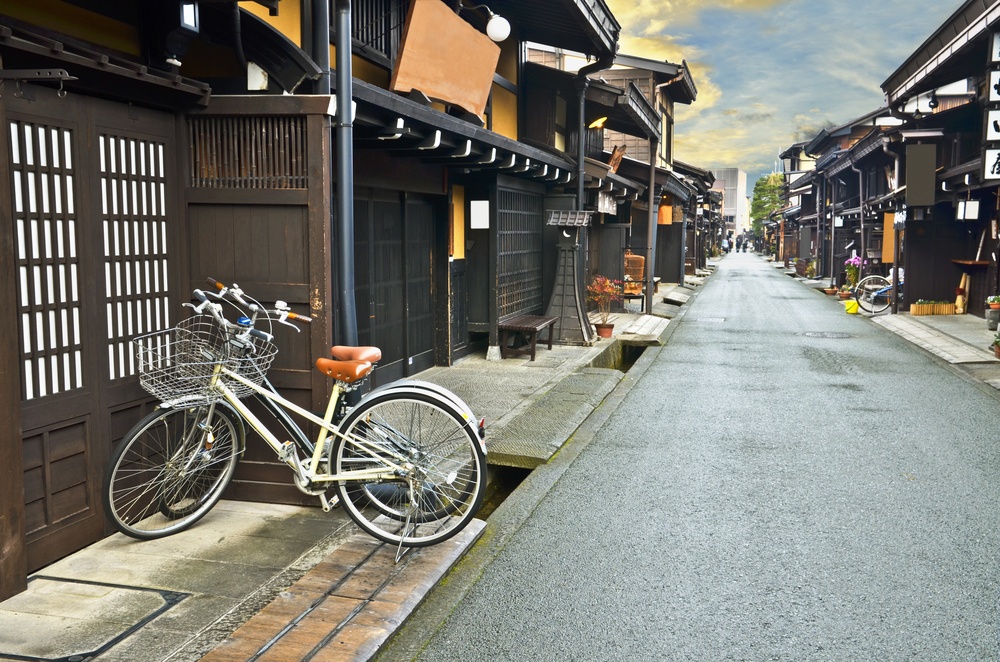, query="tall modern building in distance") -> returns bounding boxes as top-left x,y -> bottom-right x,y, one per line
711,168 -> 749,237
